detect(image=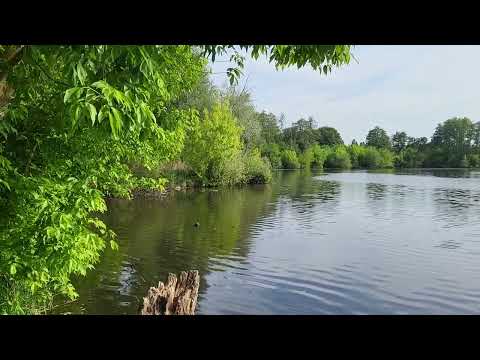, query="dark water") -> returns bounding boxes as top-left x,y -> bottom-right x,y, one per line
54,169 -> 480,314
